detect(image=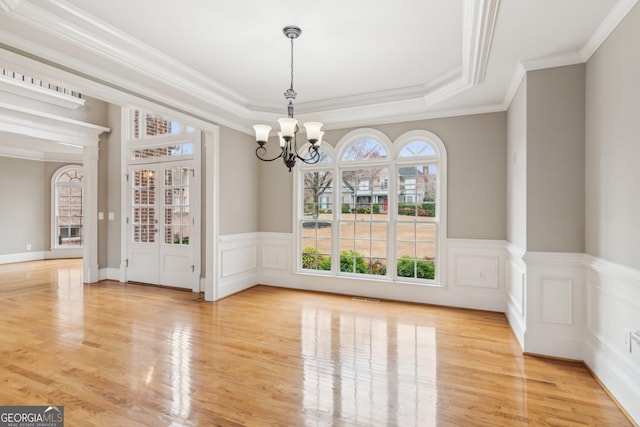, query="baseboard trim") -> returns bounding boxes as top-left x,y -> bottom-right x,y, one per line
522,352 -> 582,364
0,251 -> 45,264
98,267 -> 120,282
583,363 -> 639,427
